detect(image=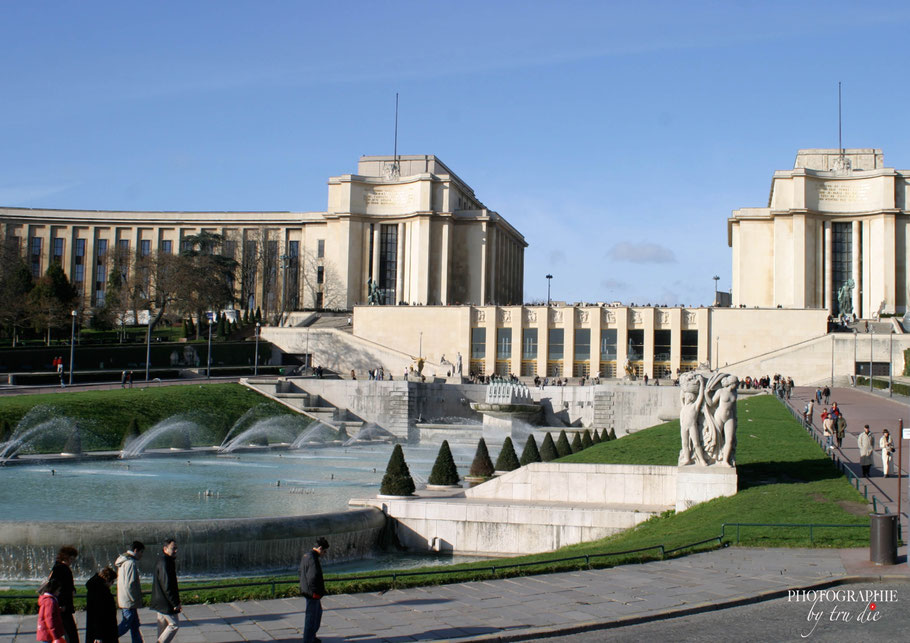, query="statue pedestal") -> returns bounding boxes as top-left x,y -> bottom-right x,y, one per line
675,465 -> 737,512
